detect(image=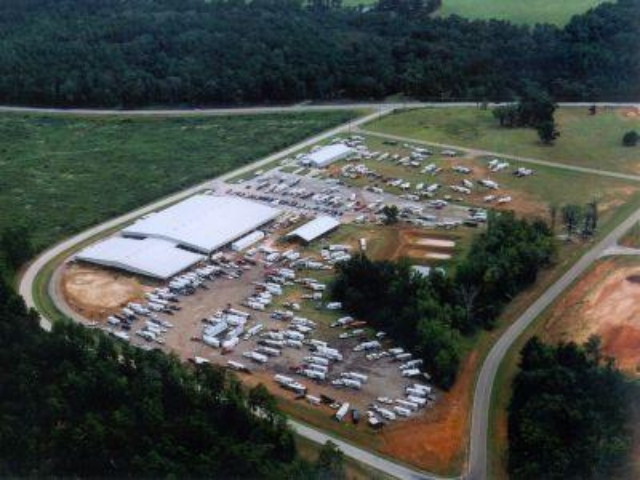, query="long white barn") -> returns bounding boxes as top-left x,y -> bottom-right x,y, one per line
122,195 -> 281,254
287,216 -> 340,243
